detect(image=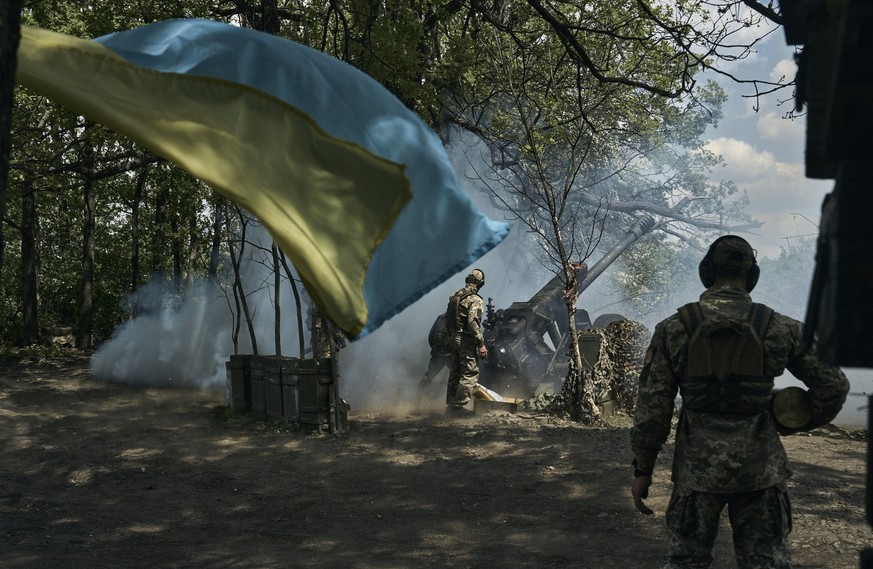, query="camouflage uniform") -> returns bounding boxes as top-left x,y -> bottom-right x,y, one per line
631,283 -> 849,569
445,283 -> 486,408
417,315 -> 452,396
